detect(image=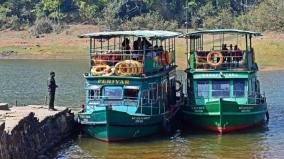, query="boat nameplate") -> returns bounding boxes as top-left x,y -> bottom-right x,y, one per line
131,116 -> 151,124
